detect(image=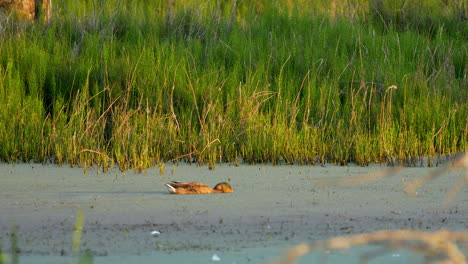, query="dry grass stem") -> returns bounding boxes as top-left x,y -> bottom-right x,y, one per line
266,229 -> 468,264
315,153 -> 466,206
405,153 -> 467,206
315,167 -> 402,187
